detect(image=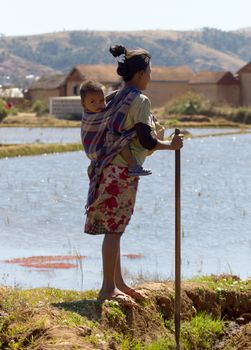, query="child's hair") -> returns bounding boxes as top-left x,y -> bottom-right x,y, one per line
109,44 -> 151,82
80,80 -> 104,100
